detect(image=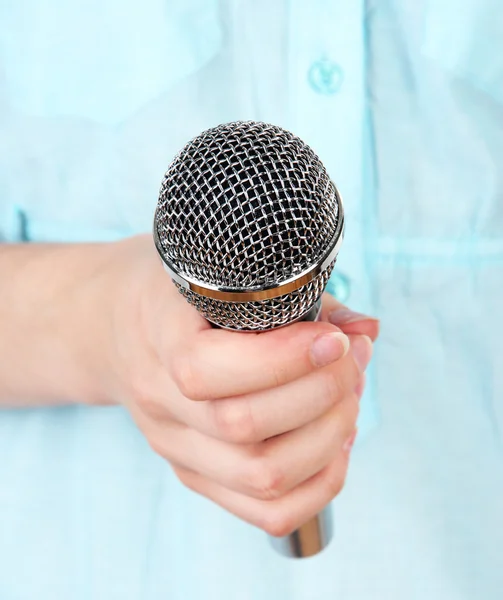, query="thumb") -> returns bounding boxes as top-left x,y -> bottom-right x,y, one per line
319,292 -> 380,342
